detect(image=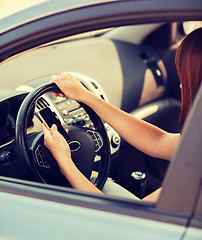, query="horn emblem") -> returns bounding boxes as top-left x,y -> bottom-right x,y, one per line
69,141 -> 81,152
